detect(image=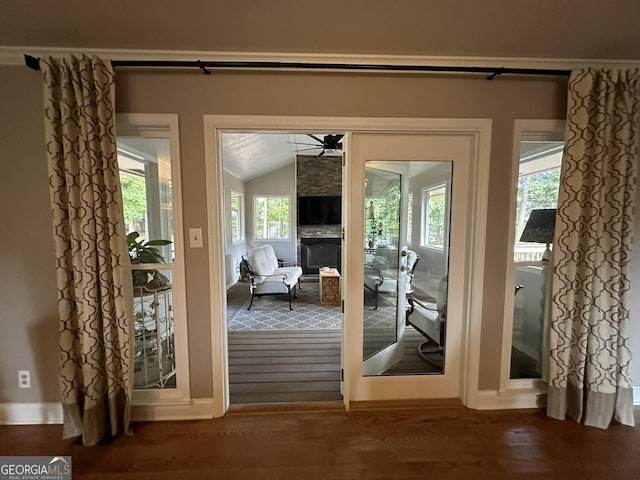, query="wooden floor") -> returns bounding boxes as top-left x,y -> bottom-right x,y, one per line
228,330 -> 342,404
2,407 -> 640,479
228,326 -> 441,404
